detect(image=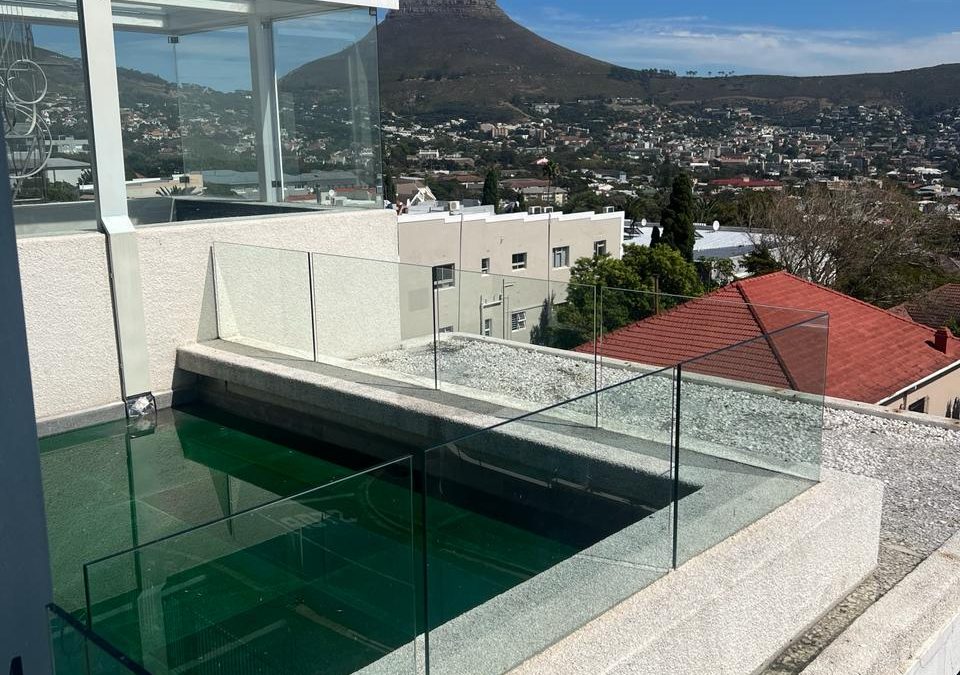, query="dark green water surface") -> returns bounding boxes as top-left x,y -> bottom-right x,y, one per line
42,404 -> 664,674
